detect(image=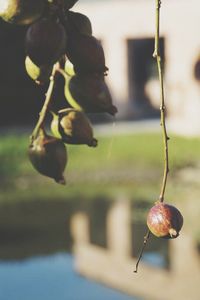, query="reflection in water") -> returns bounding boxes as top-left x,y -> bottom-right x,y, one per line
0,199 -> 167,300
143,252 -> 166,268
0,253 -> 141,300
